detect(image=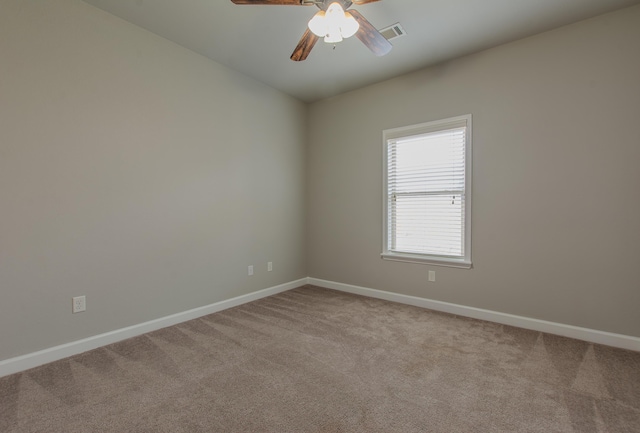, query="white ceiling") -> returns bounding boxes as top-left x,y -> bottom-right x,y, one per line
81,0 -> 640,102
